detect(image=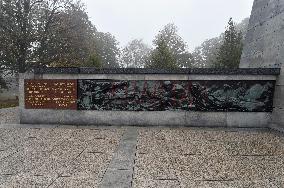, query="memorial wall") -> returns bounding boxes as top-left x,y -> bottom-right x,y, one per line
19,68 -> 280,127
24,79 -> 275,112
